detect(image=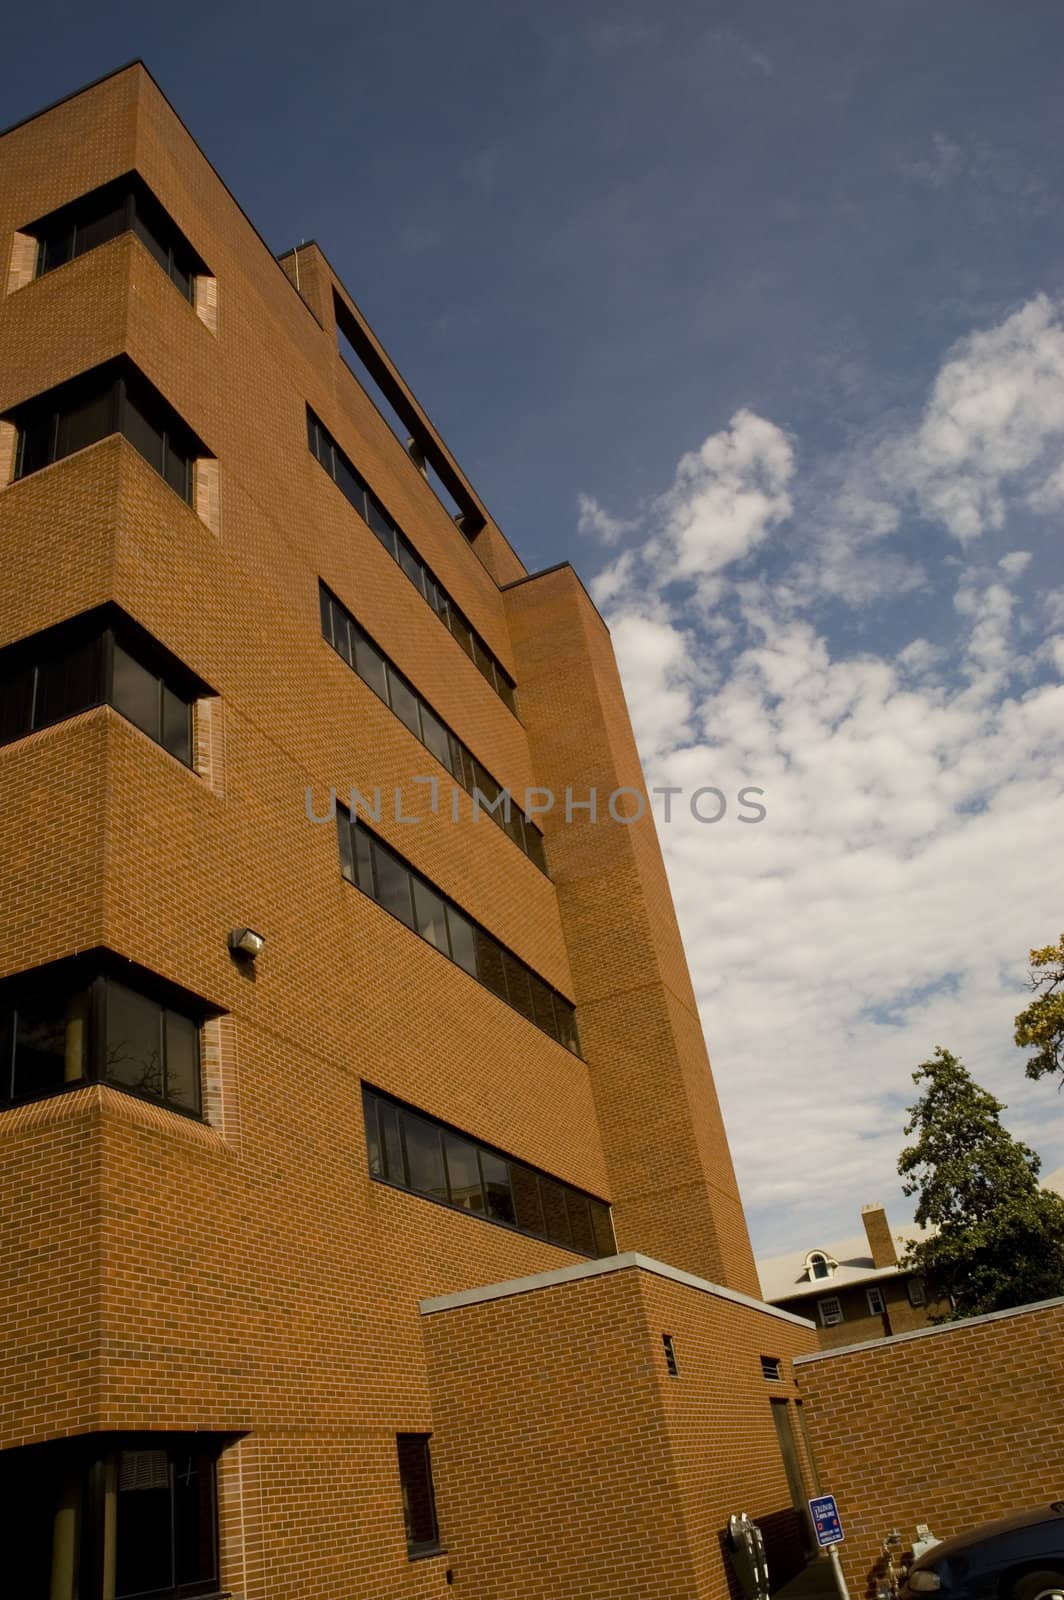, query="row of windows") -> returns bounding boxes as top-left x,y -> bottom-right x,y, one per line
3,1428 -> 440,1590
0,962 -> 205,1117
817,1277 -> 926,1327
1,957 -> 607,1267
307,409 -> 518,716
363,1086 -> 613,1258
4,1433 -> 222,1598
26,171 -> 207,301
0,609 -> 201,765
9,357 -> 203,503
320,584 -> 547,873
338,809 -> 579,1053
